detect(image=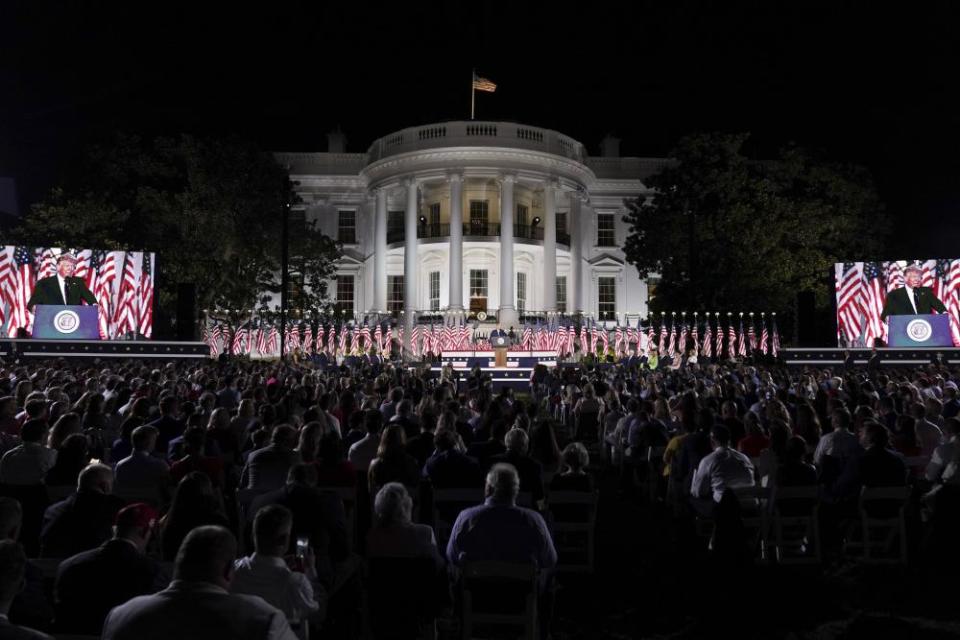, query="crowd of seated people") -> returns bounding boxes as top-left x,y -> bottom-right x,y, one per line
0,355 -> 956,637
